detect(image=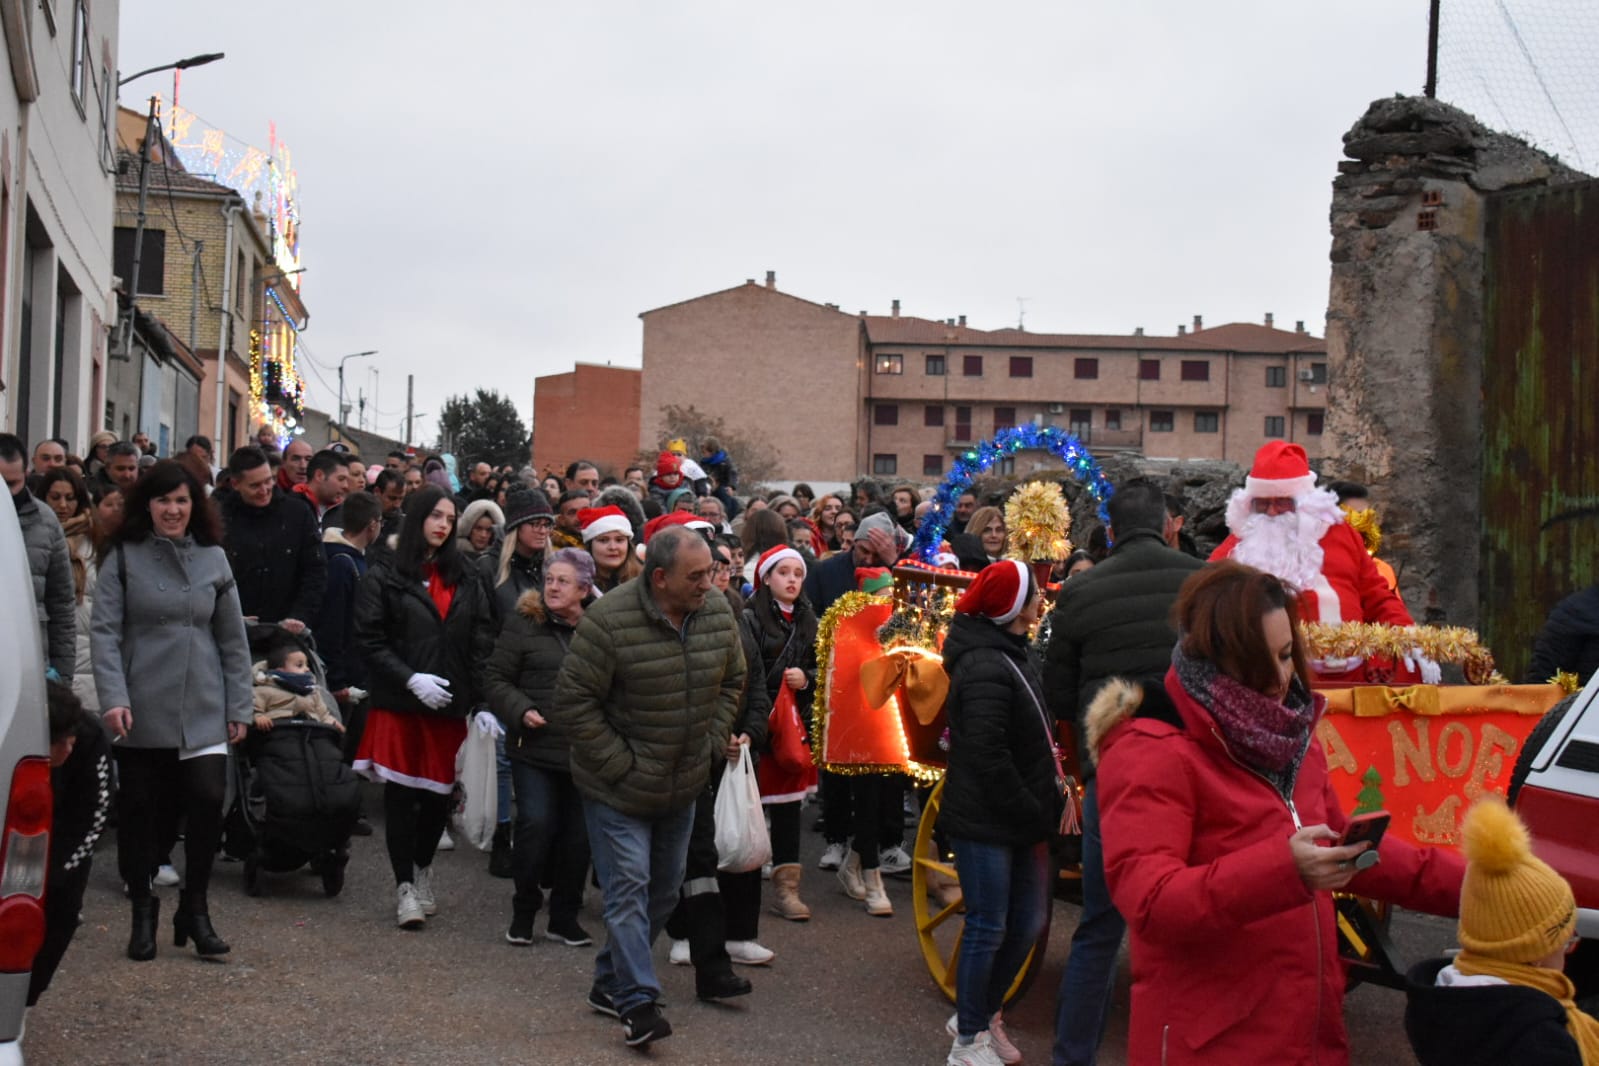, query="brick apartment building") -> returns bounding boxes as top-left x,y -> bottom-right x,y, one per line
638,273 -> 1328,483
533,362 -> 642,478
